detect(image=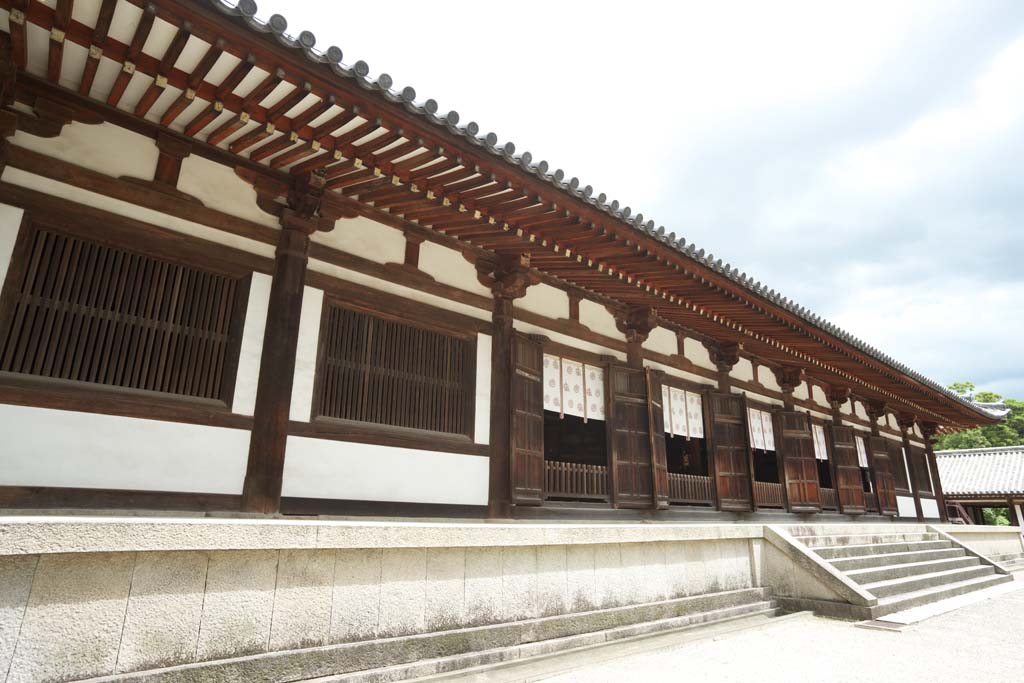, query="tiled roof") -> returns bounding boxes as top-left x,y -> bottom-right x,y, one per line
936,446 -> 1024,497
210,0 -> 995,421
